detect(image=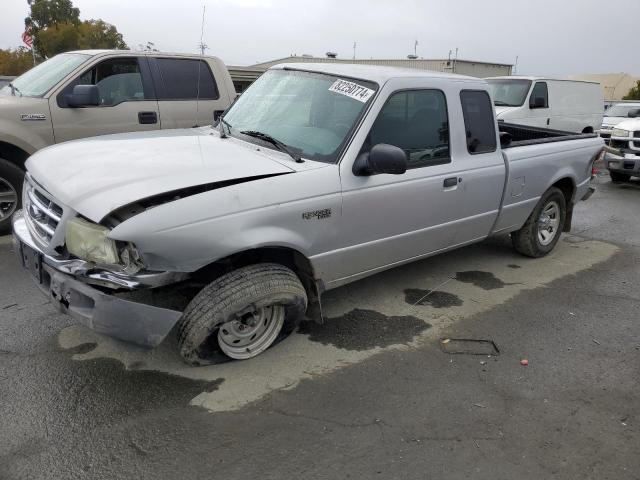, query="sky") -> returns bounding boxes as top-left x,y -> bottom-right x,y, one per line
0,0 -> 638,76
